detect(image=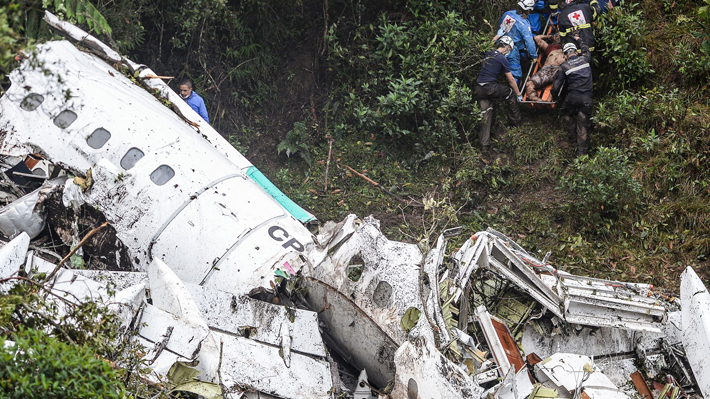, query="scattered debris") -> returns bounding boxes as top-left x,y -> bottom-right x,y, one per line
0,12 -> 708,399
